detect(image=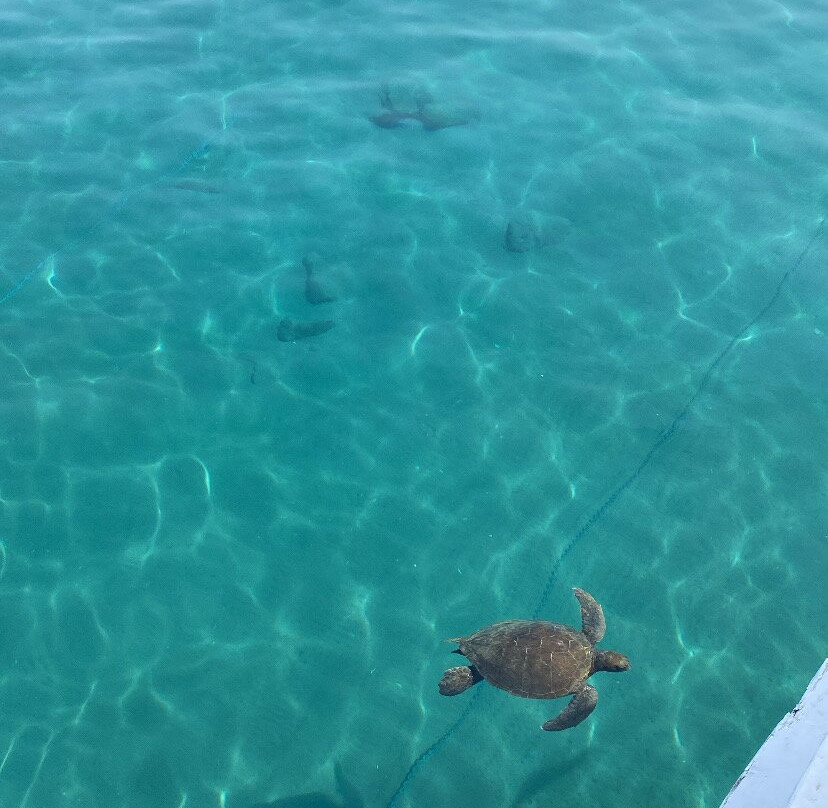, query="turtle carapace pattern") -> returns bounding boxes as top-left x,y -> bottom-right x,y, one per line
438,587 -> 630,731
